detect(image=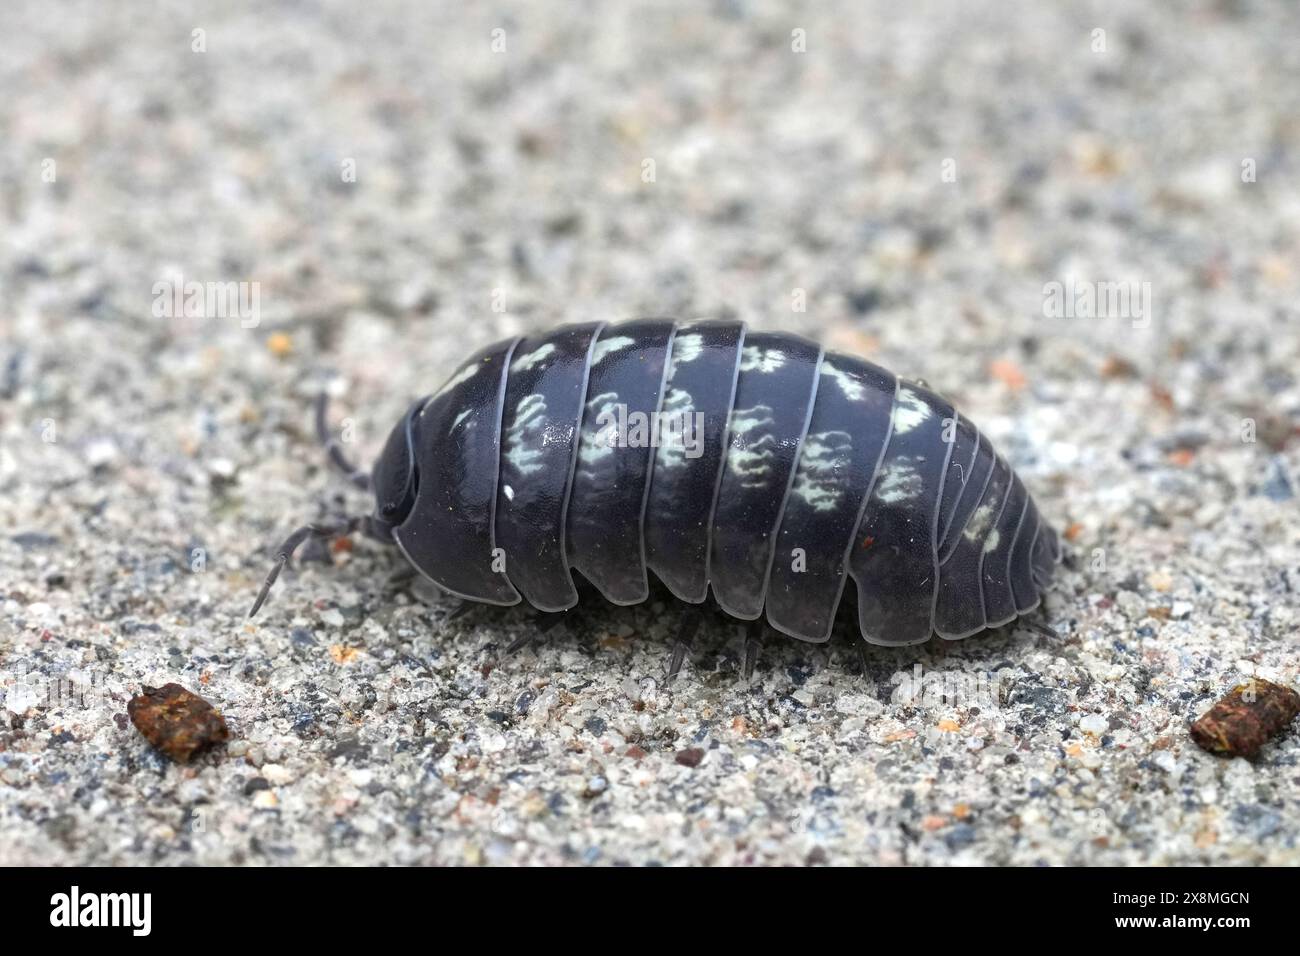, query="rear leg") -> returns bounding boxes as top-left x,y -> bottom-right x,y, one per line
447,600 -> 482,623
741,619 -> 764,682
1013,602 -> 1062,640
503,610 -> 570,656
666,605 -> 705,682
